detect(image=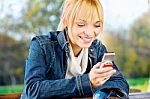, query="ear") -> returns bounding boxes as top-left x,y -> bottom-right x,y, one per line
63,18 -> 68,27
